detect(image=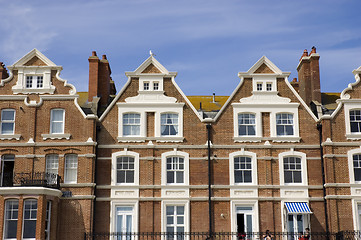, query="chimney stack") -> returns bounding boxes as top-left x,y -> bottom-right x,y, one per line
297,46 -> 321,107
0,62 -> 9,80
88,51 -> 113,107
